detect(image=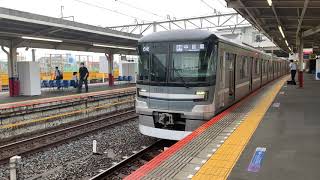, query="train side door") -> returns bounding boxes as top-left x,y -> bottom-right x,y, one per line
249,57 -> 253,91
260,59 -> 263,87
218,52 -> 226,108
227,53 -> 236,103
